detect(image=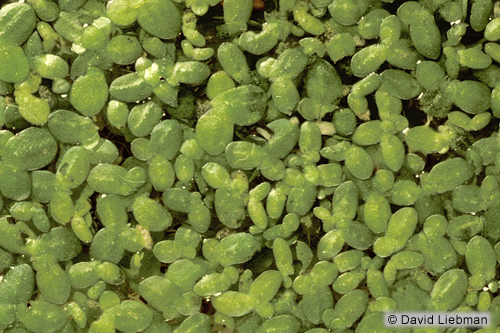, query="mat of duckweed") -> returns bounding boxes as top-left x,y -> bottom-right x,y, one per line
1,0 -> 500,332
